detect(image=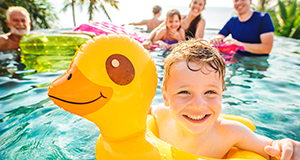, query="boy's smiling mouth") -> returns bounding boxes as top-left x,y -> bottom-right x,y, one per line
182,114 -> 210,123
